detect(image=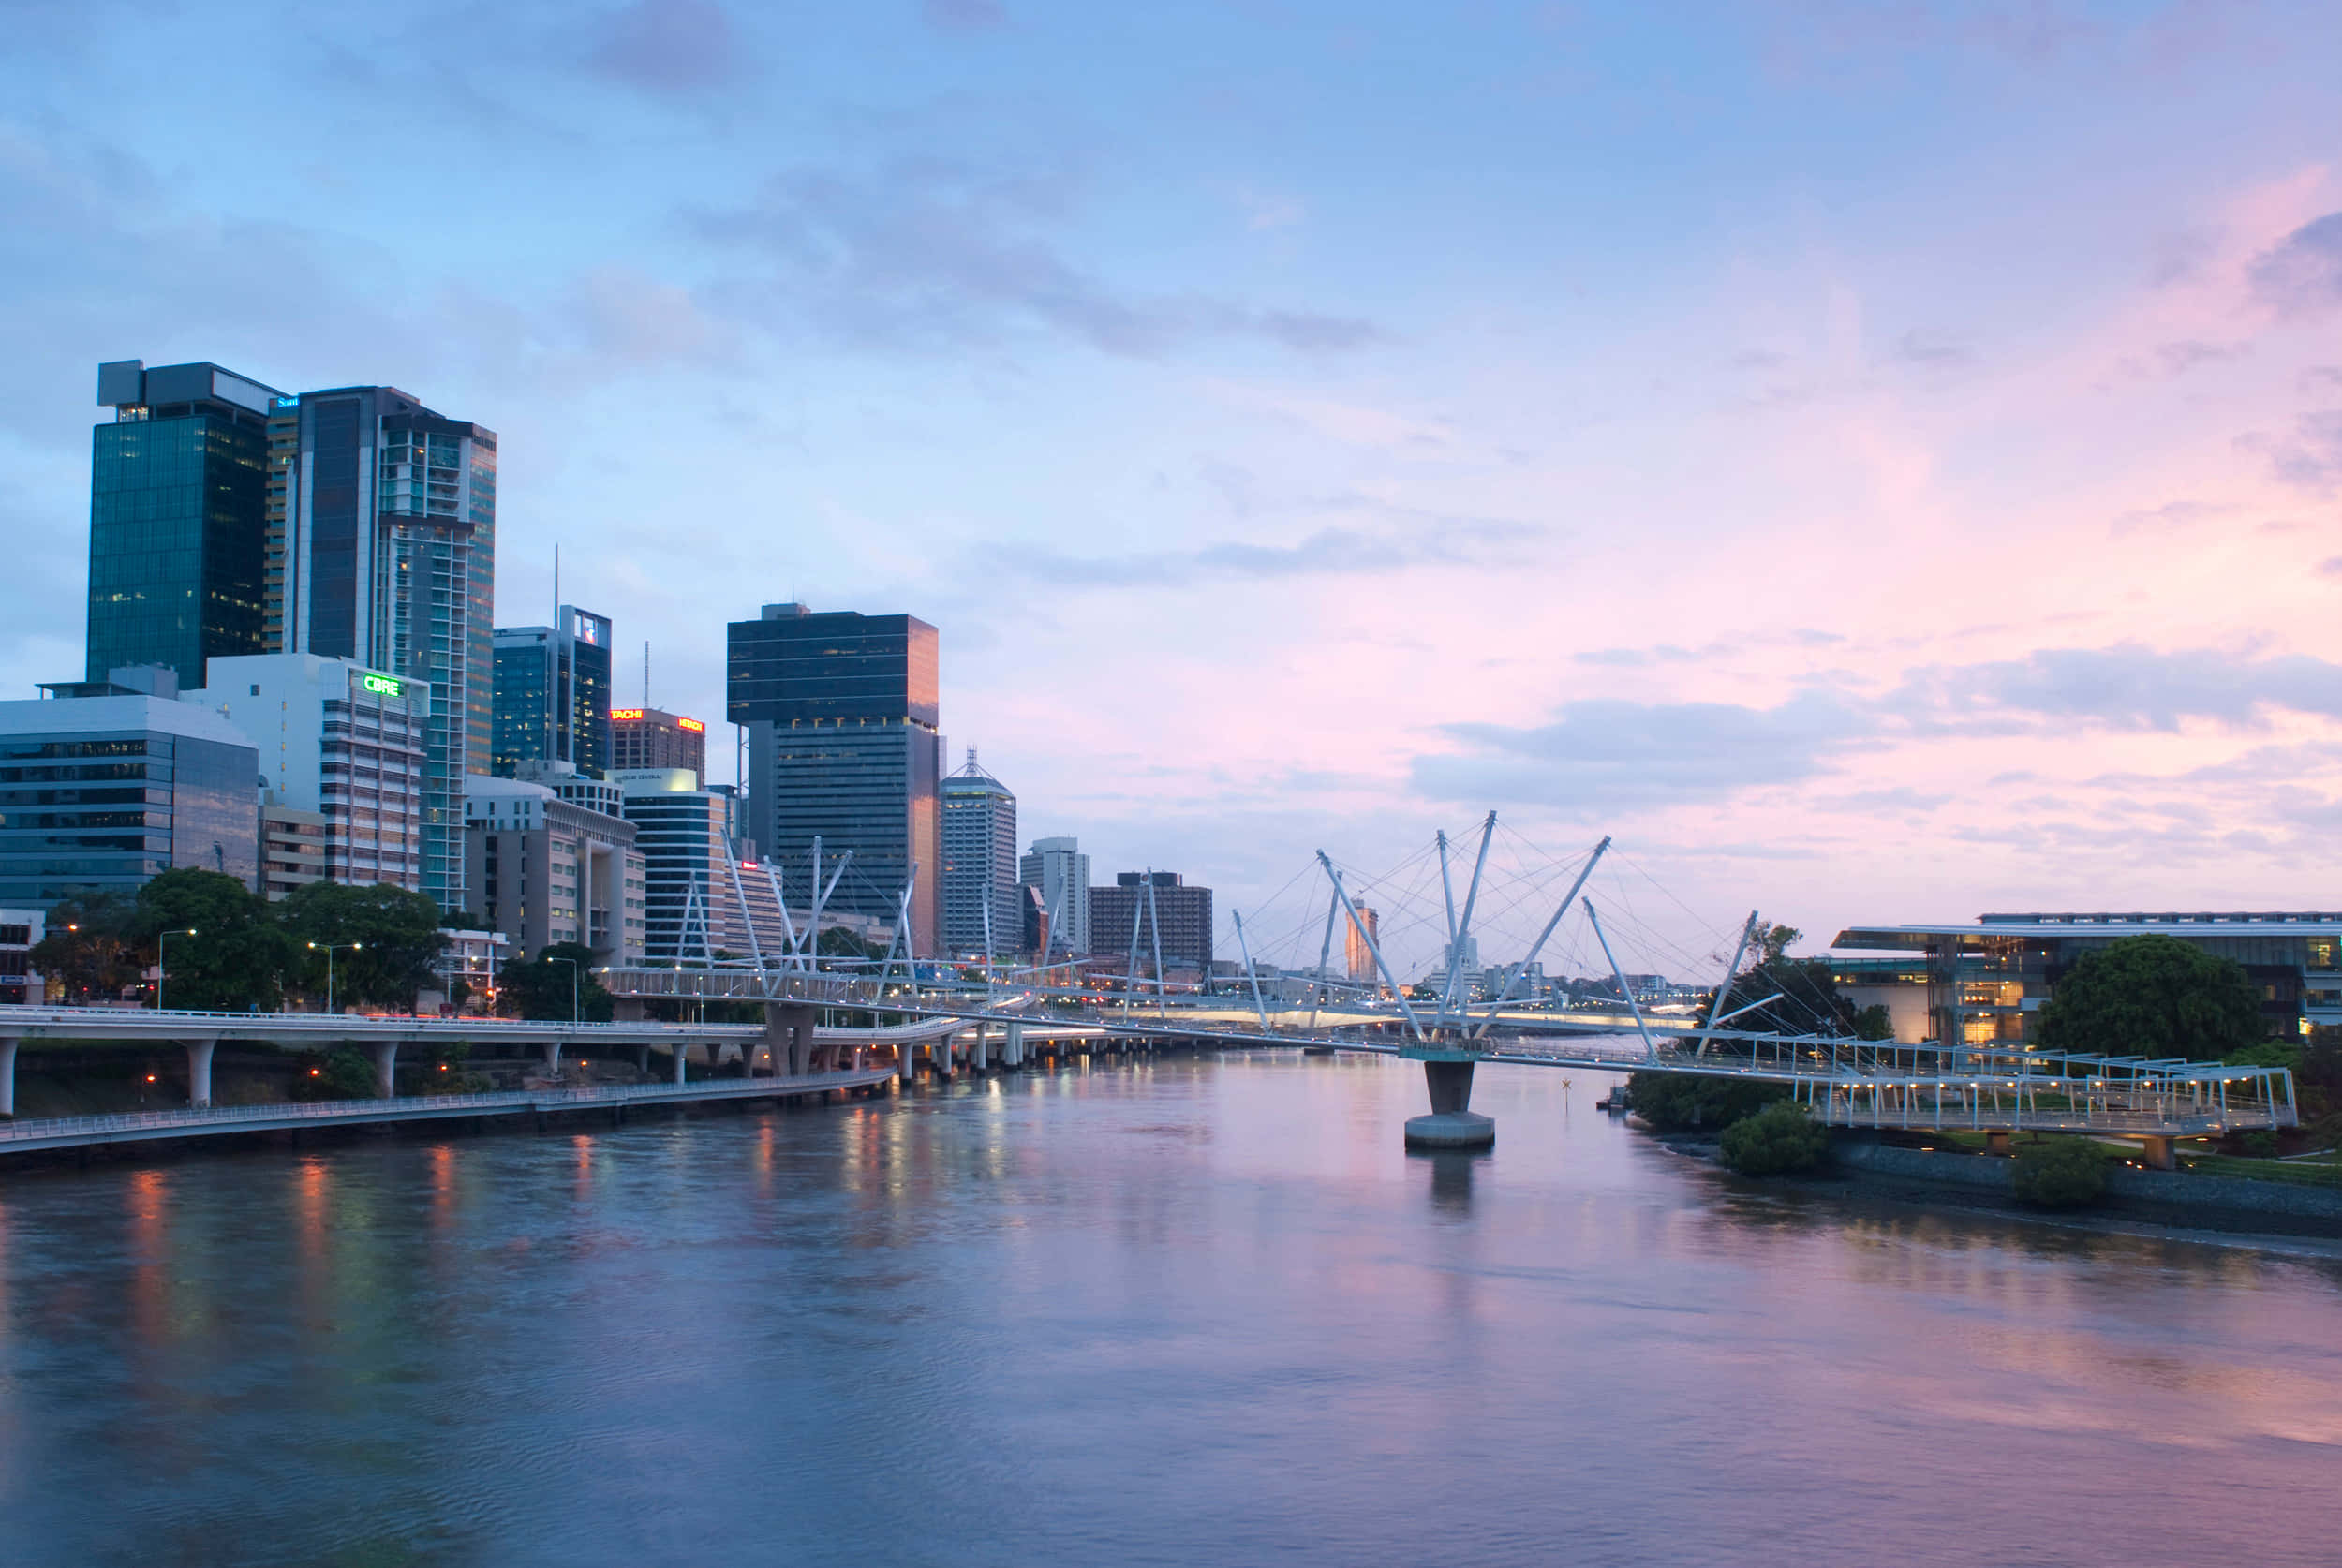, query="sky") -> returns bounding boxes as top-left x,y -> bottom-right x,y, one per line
3,0 -> 2339,982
